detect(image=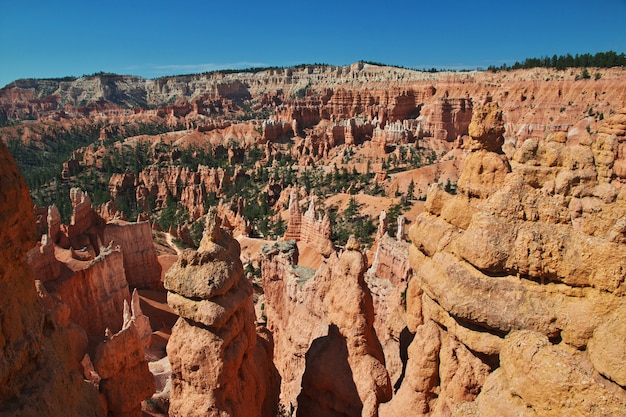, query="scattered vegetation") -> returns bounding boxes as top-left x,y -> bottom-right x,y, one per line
328,197 -> 376,248
487,50 -> 626,72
